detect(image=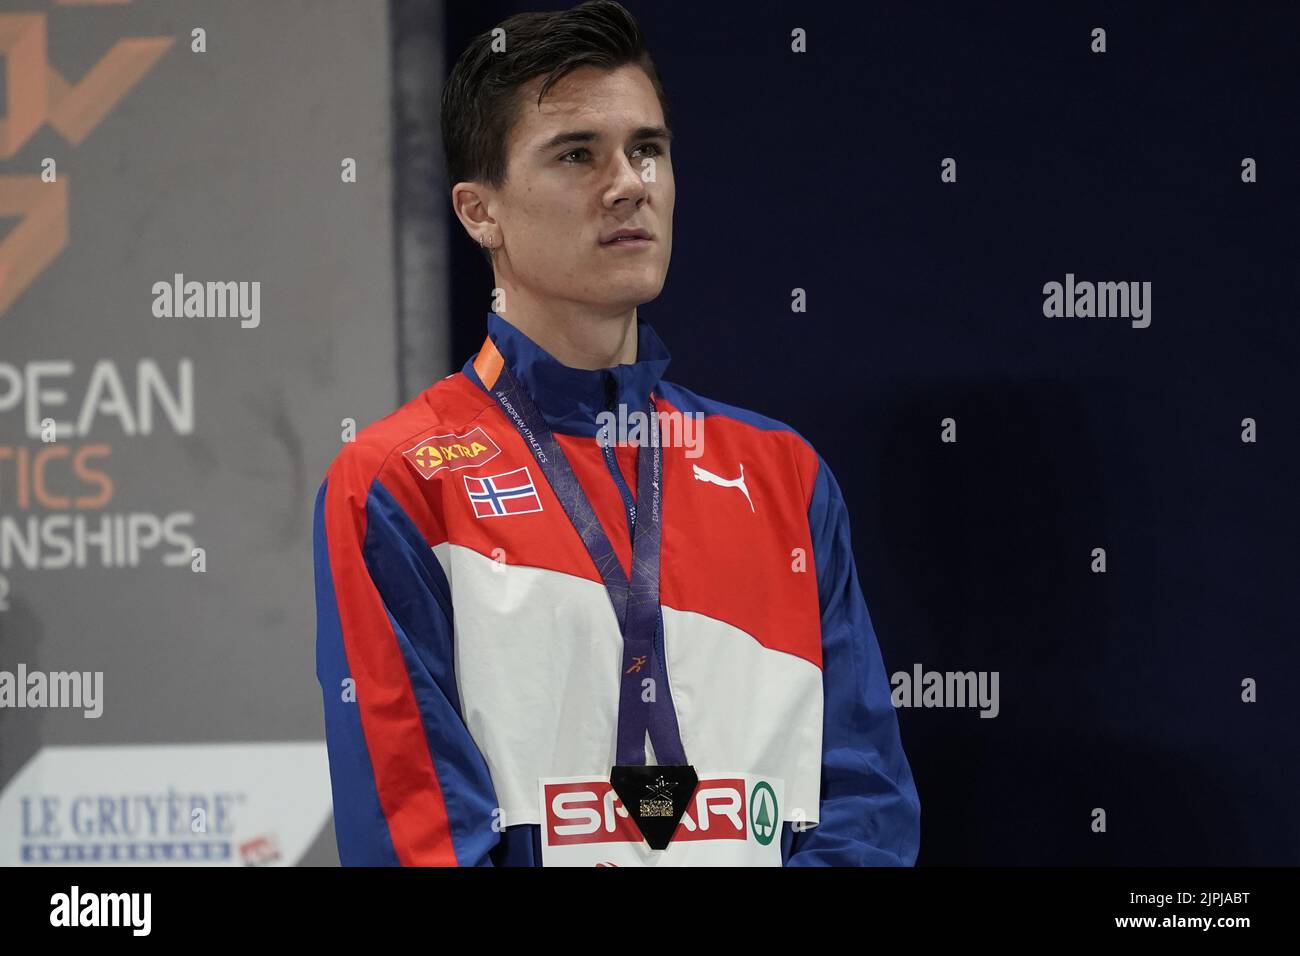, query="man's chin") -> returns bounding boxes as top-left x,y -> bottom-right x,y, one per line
591,271 -> 666,308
